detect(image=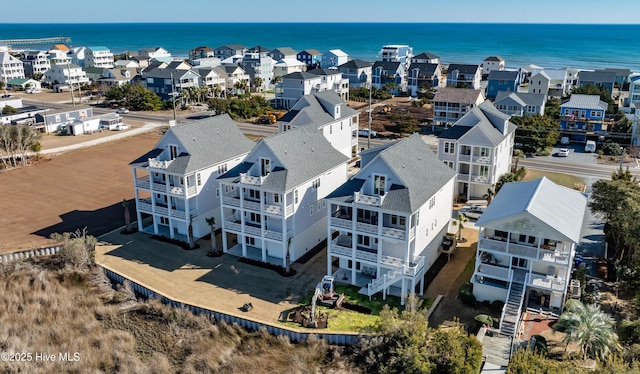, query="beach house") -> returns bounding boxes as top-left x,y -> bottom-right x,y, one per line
446,64 -> 482,89
274,68 -> 349,110
85,46 -> 115,68
321,49 -> 349,69
410,52 -> 440,65
485,70 -> 522,100
214,44 -> 247,61
494,91 -> 547,117
559,94 -> 609,143
407,63 -> 442,96
218,126 -> 350,267
576,70 -> 616,97
482,56 -> 505,77
472,177 -> 587,336
325,135 -> 456,305
20,50 -> 50,77
437,101 -> 516,200
270,47 -> 298,62
130,115 -> 255,242
337,59 -> 373,88
371,61 -> 405,93
297,49 -> 323,69
379,45 -> 413,65
433,87 -> 486,126
0,52 -> 25,83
